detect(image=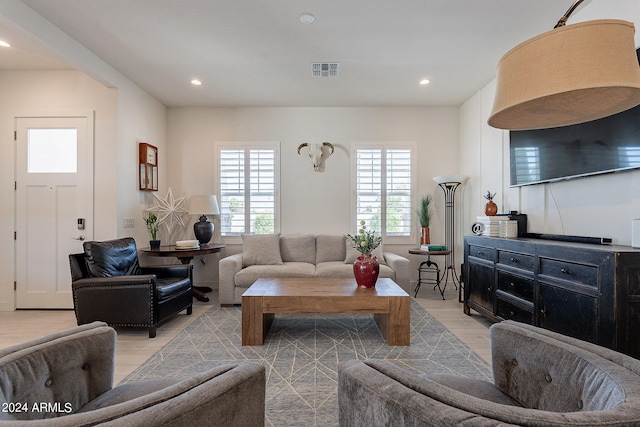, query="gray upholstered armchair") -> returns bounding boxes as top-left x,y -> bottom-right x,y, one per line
339,320 -> 640,426
0,322 -> 265,426
70,237 -> 192,337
